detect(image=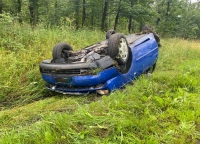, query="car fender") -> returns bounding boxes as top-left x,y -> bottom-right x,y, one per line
104,33 -> 158,91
